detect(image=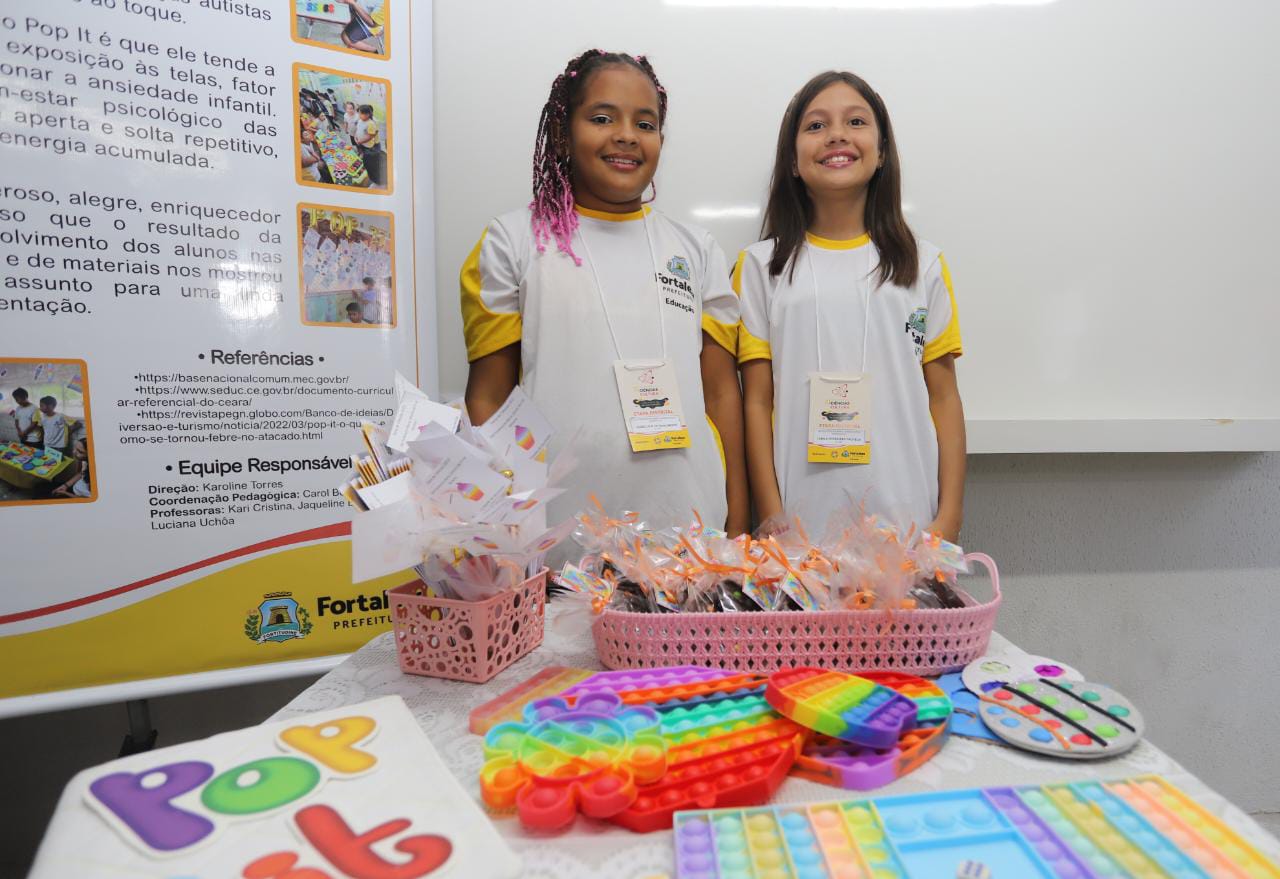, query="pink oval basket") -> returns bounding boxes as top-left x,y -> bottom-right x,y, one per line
592,553 -> 1000,676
